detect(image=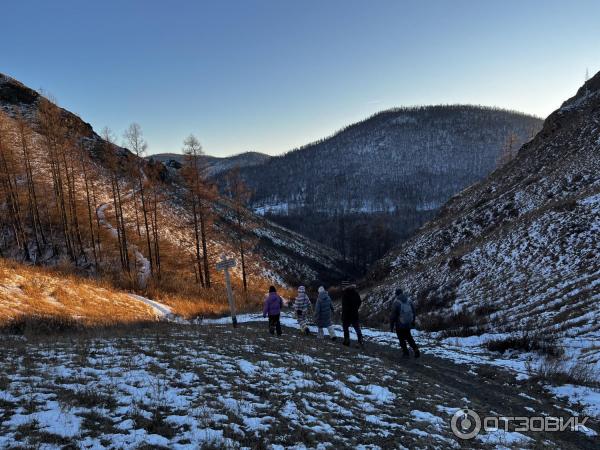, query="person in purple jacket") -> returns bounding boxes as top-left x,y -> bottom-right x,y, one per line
263,285 -> 283,336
